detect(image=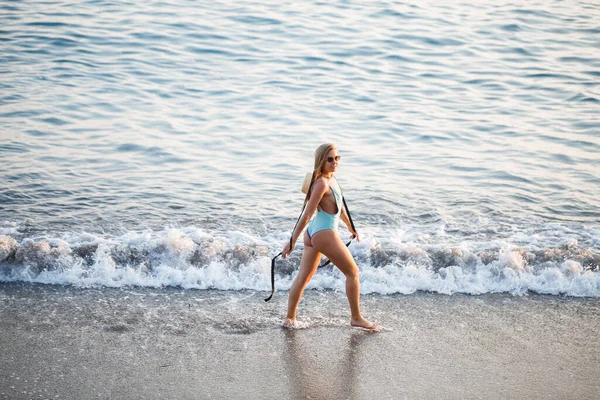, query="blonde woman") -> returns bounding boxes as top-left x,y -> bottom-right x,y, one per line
282,143 -> 379,330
